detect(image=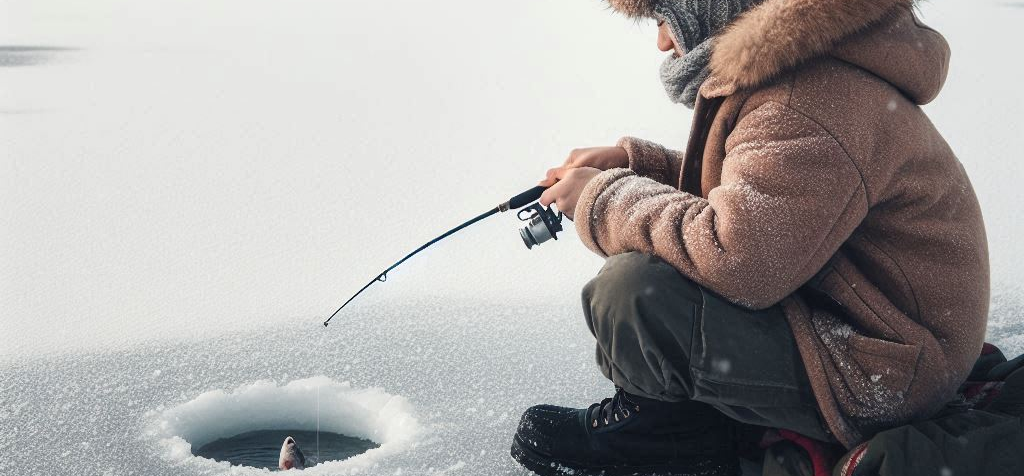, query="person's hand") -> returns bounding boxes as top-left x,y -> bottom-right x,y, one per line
539,167 -> 602,221
540,147 -> 628,187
